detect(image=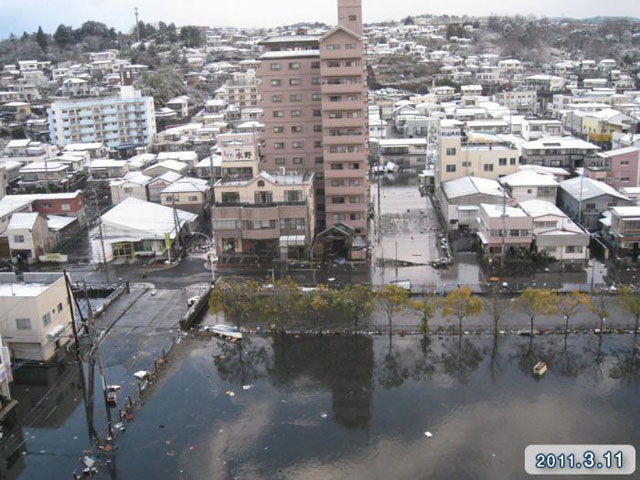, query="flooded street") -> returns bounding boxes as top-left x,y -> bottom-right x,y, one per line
94,333 -> 638,480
